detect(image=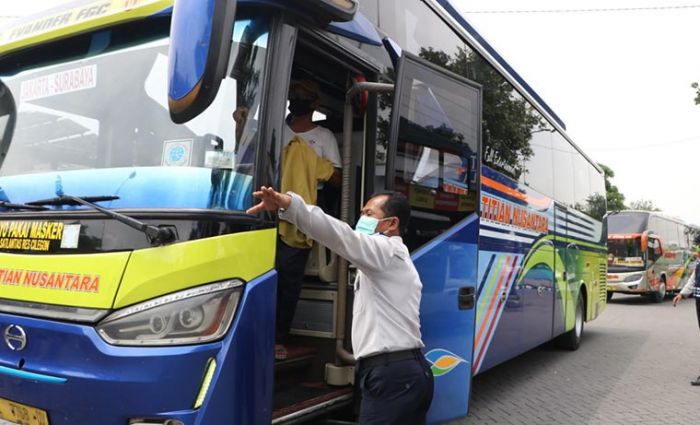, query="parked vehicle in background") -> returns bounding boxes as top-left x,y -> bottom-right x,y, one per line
606,211 -> 693,302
